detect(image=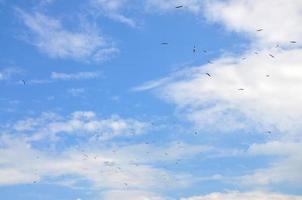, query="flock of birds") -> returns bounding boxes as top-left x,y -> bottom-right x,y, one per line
160,17 -> 297,87
25,4 -> 299,187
